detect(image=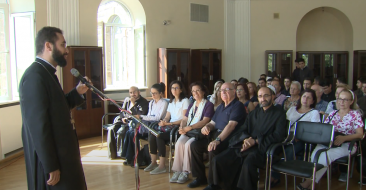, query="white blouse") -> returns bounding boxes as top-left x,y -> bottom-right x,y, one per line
286,106 -> 321,127
167,98 -> 190,122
